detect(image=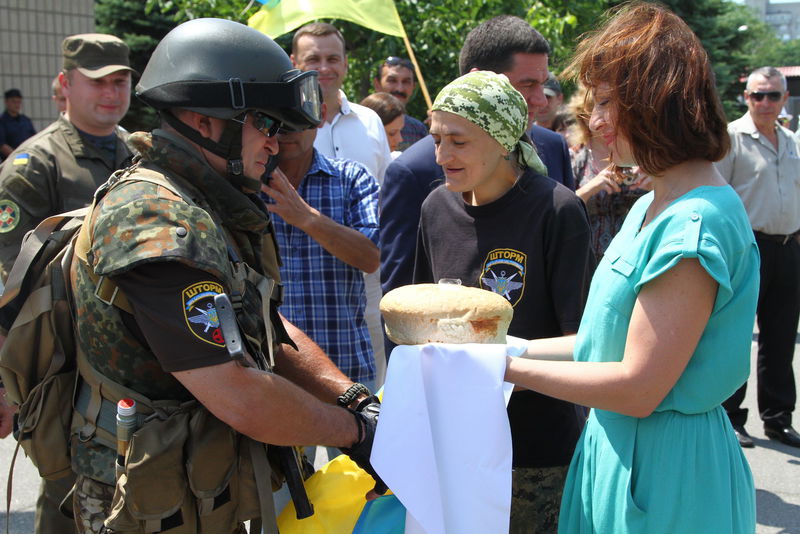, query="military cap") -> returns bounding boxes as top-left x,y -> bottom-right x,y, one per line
62,33 -> 137,79
543,73 -> 562,97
